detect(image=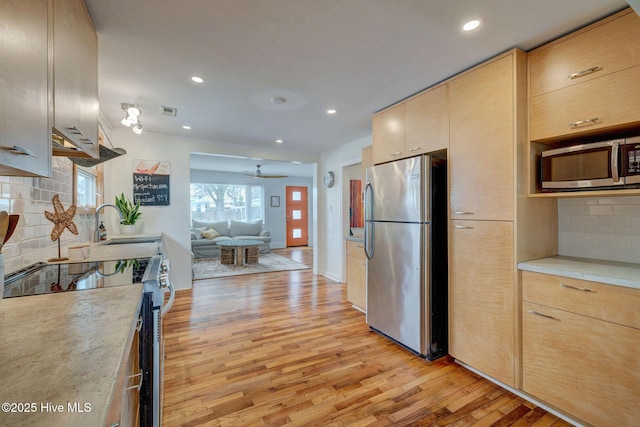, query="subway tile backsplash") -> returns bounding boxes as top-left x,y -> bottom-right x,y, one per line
558,196 -> 640,264
1,158 -> 93,275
